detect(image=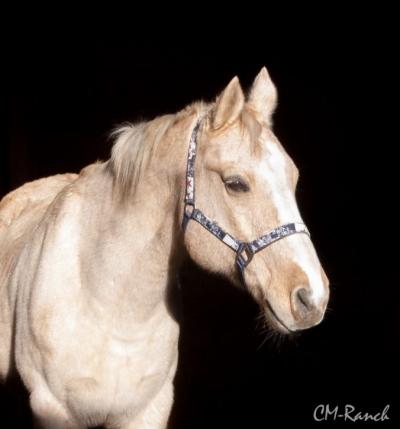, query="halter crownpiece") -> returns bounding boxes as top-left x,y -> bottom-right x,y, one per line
182,116 -> 311,288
